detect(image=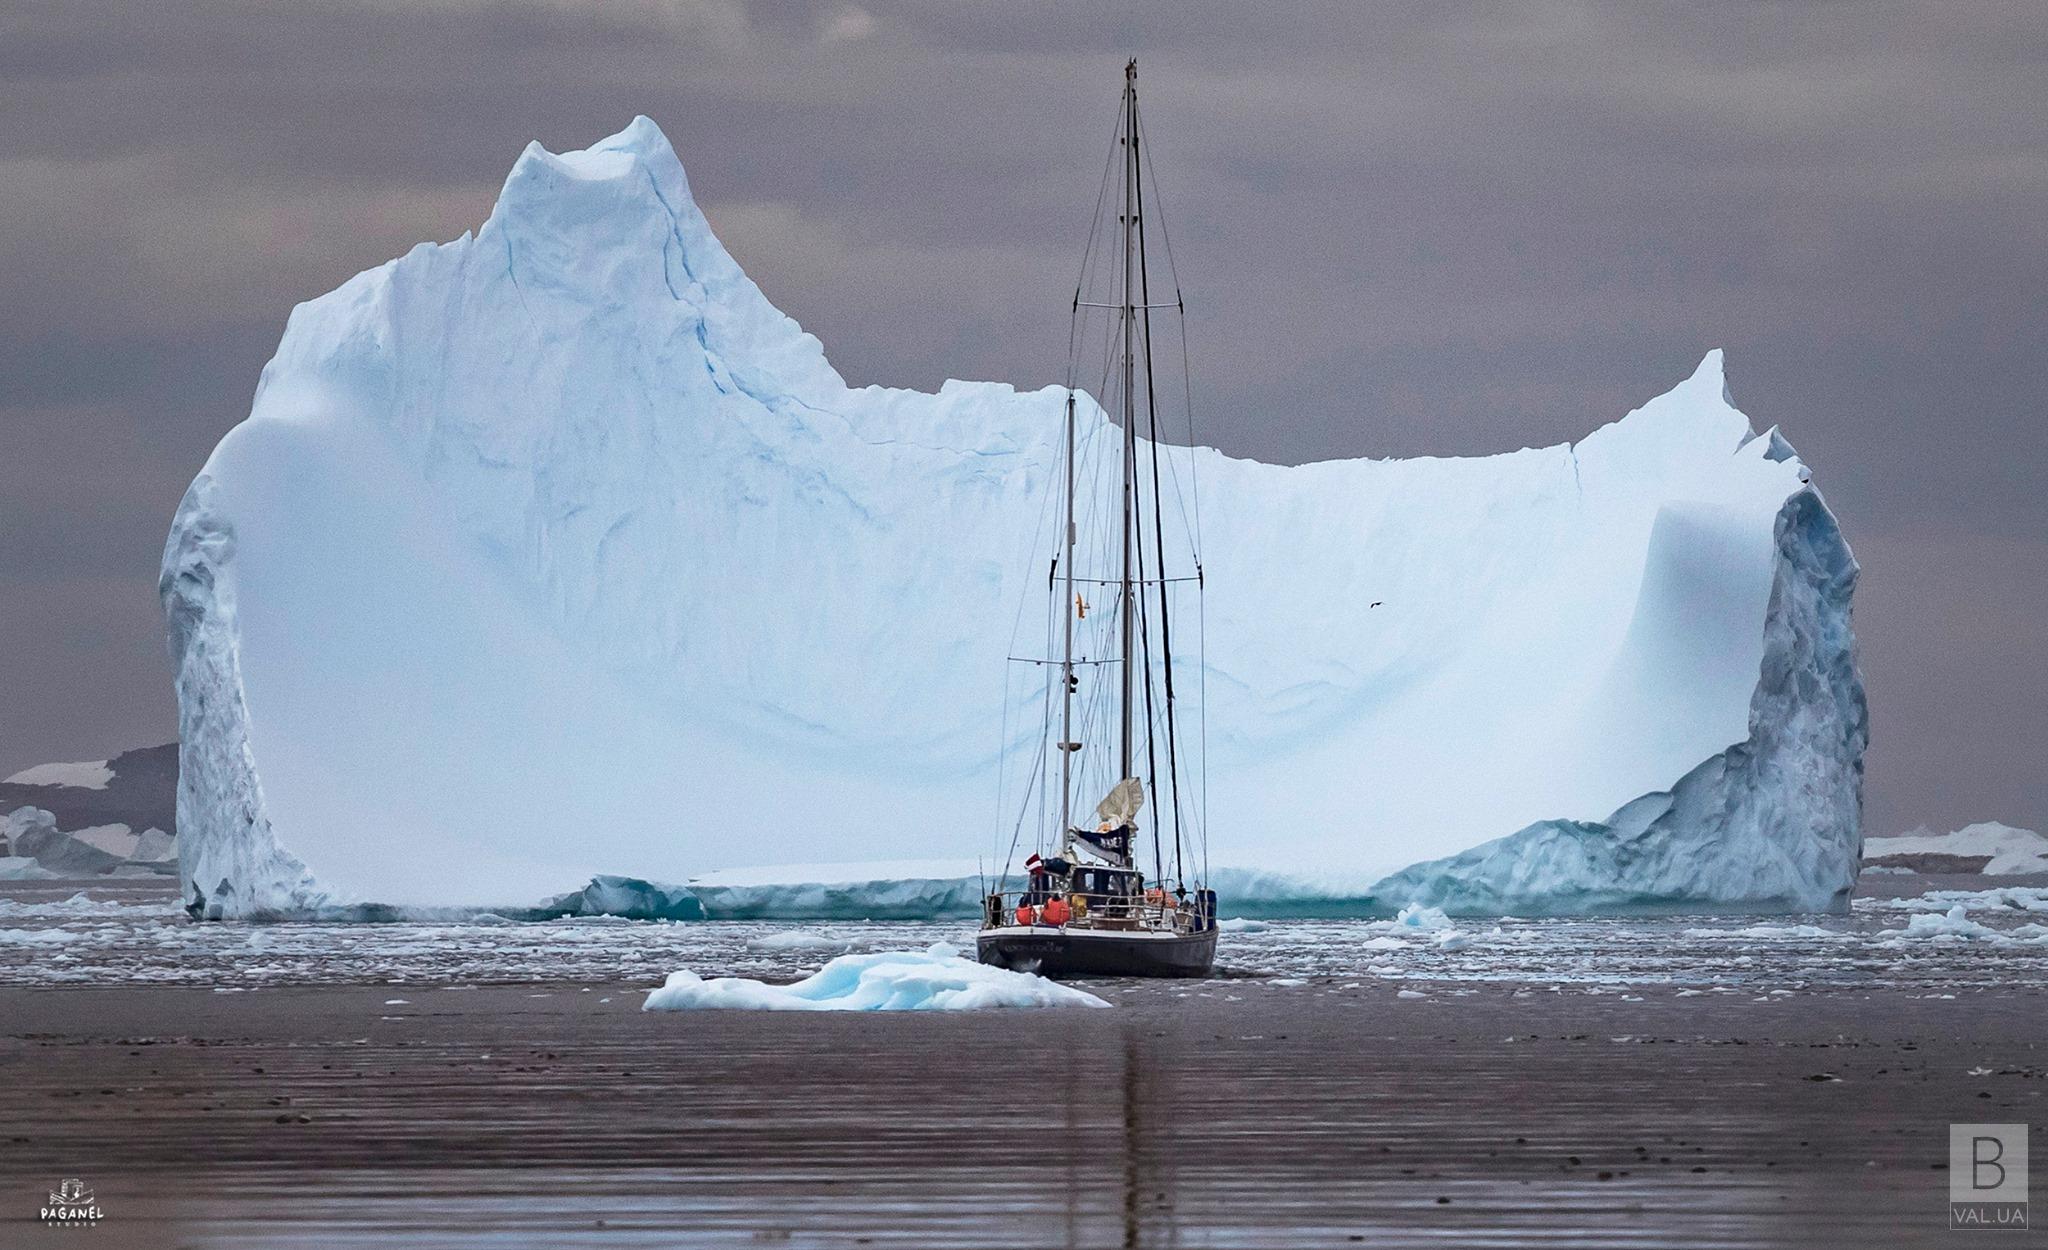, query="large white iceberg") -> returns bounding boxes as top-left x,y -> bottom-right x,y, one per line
161,118 -> 1865,920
